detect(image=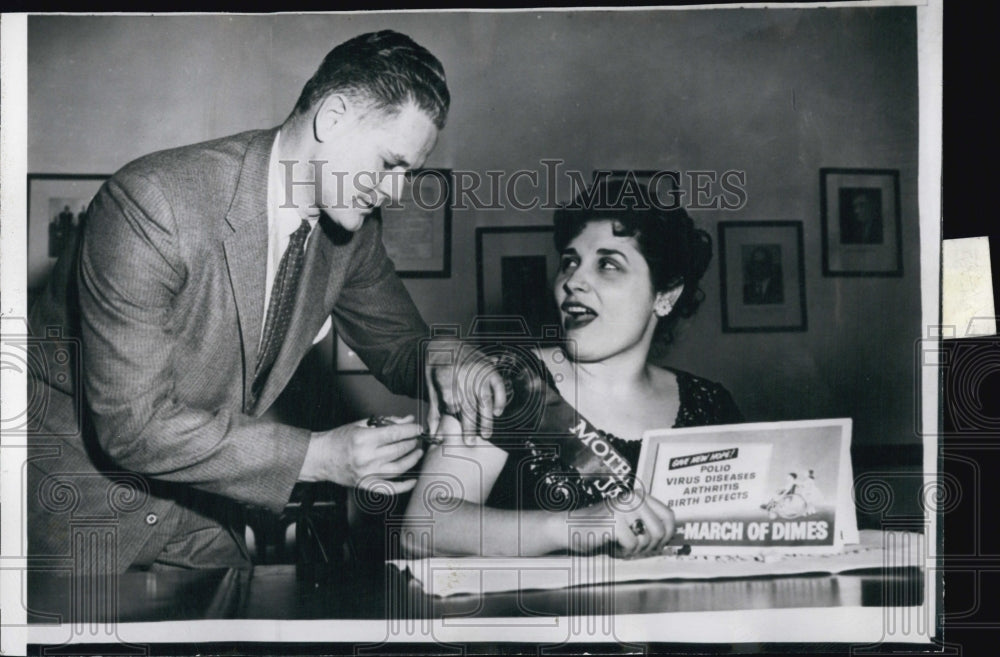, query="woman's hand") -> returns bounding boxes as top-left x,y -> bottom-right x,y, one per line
566,493 -> 675,559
